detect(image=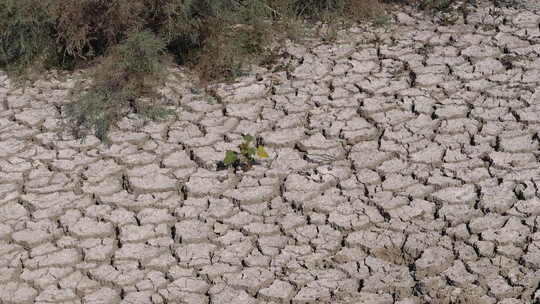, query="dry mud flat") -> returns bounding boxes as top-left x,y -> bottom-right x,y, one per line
1,0 -> 540,303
